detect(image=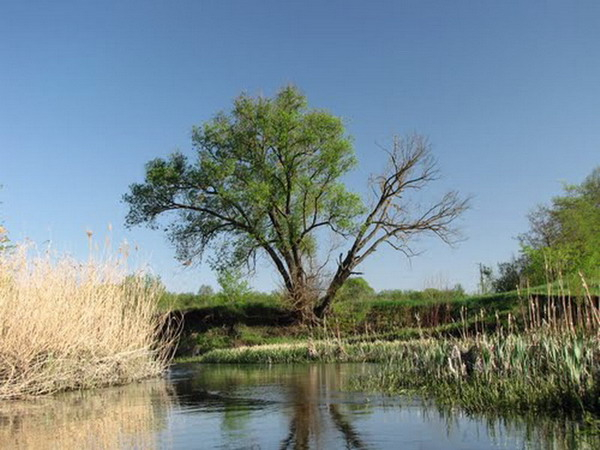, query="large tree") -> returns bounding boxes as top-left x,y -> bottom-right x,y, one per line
124,86 -> 468,320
